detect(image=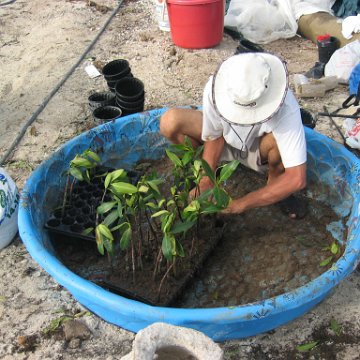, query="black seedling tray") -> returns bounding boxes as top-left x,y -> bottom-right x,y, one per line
45,168 -> 141,242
